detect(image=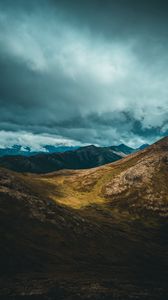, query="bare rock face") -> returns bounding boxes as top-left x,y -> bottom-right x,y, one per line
100,137 -> 168,216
